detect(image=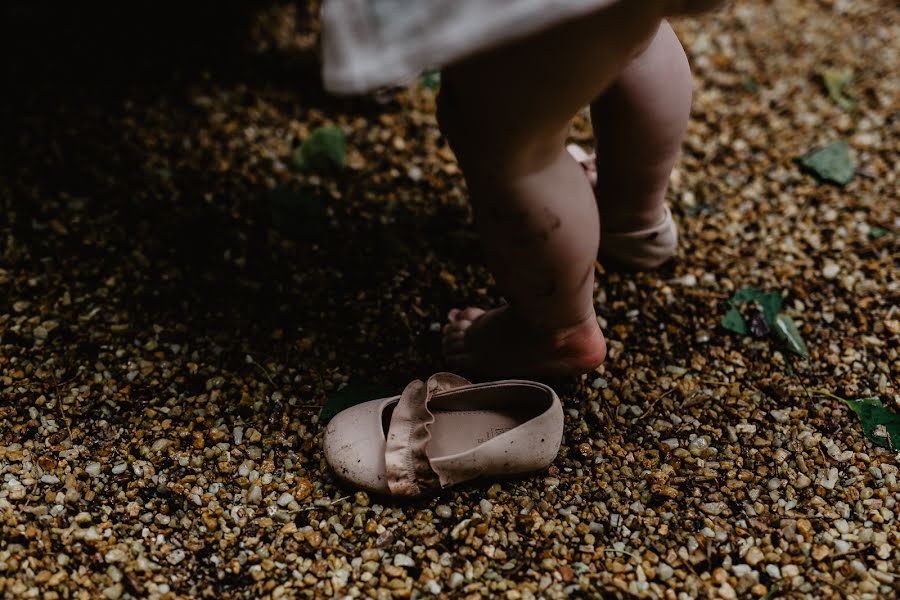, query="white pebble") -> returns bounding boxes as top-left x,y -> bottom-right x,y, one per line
834,539 -> 851,554
277,492 -> 294,507
105,548 -> 129,563
40,474 -> 60,484
657,563 -> 674,581
85,462 -> 102,477
448,572 -> 464,589
732,564 -> 752,577
166,549 -> 186,565
822,263 -> 840,279
701,502 -> 726,516
670,274 -> 697,287
819,467 -> 839,490
834,519 -> 849,534
394,554 -> 415,567
770,409 -> 790,424
719,582 -> 737,600
480,499 -> 493,516
151,438 -> 172,452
